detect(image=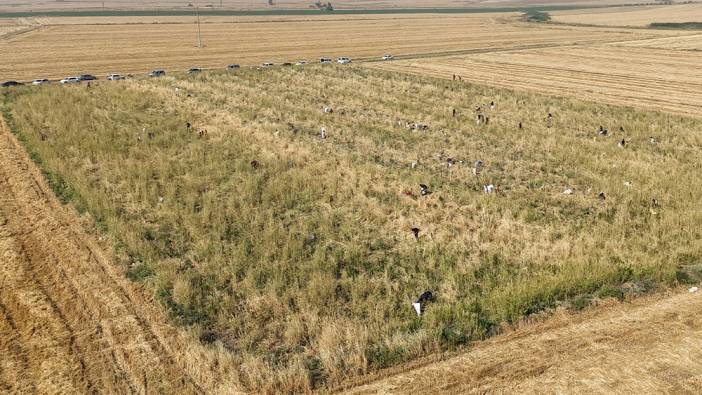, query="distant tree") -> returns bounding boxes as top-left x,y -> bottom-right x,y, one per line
523,10 -> 551,23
